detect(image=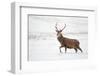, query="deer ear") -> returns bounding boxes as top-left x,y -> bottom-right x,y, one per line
56,30 -> 58,32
